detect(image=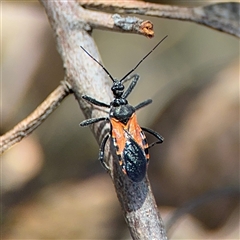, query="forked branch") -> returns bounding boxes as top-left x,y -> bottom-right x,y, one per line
79,0 -> 240,38
38,0 -> 168,239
